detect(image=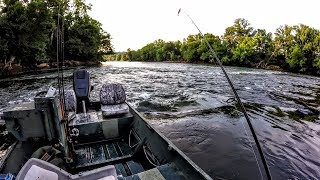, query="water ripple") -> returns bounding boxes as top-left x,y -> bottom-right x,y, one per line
0,61 -> 319,179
